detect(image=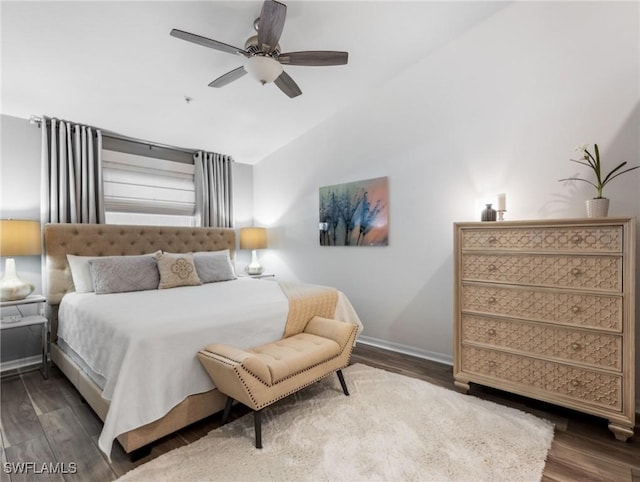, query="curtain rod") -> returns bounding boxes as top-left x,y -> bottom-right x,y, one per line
29,115 -> 201,156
